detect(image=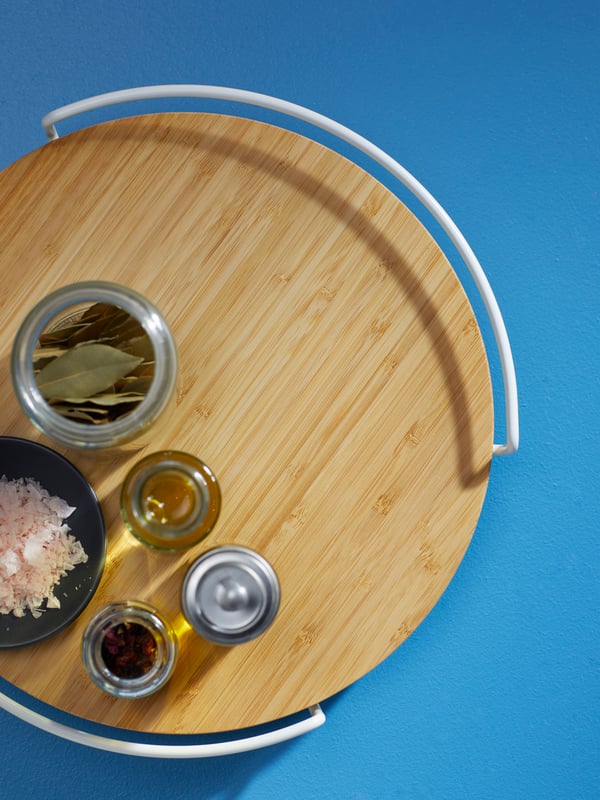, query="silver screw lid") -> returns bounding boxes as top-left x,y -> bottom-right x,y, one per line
181,546 -> 280,645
